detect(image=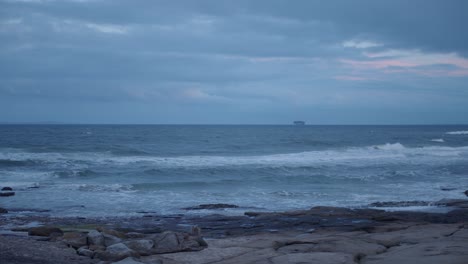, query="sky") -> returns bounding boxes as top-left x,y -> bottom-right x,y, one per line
1,0 -> 468,124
